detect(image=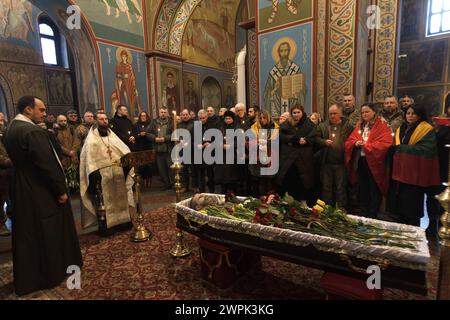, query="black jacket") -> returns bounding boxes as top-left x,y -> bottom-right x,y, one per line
277,115 -> 318,188
109,114 -> 135,149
